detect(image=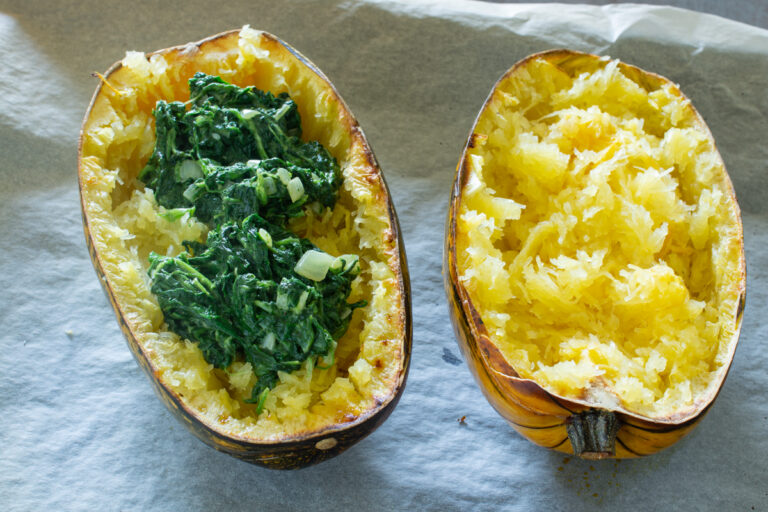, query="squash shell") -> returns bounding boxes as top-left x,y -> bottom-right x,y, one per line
78,29 -> 411,469
444,49 -> 746,458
